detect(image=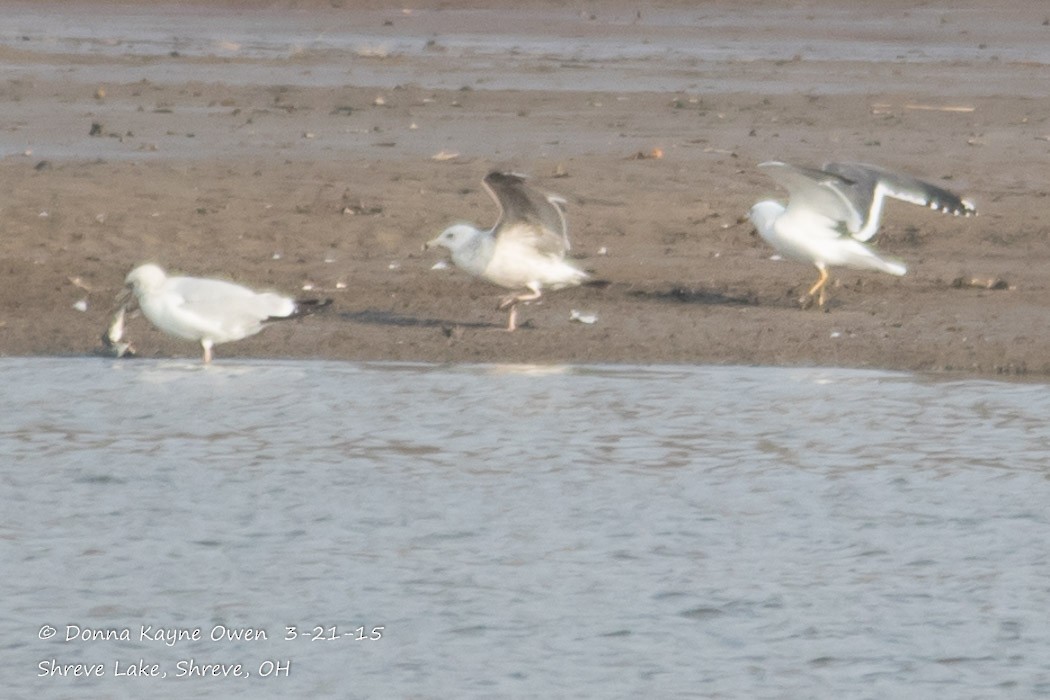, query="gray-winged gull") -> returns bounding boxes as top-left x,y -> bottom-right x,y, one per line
749,161 -> 977,308
121,263 -> 325,363
425,171 -> 588,330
